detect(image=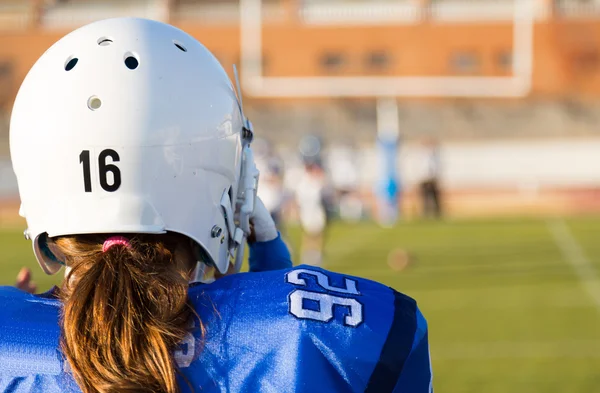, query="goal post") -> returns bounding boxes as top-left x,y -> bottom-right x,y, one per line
239,0 -> 536,98
239,0 -> 536,223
